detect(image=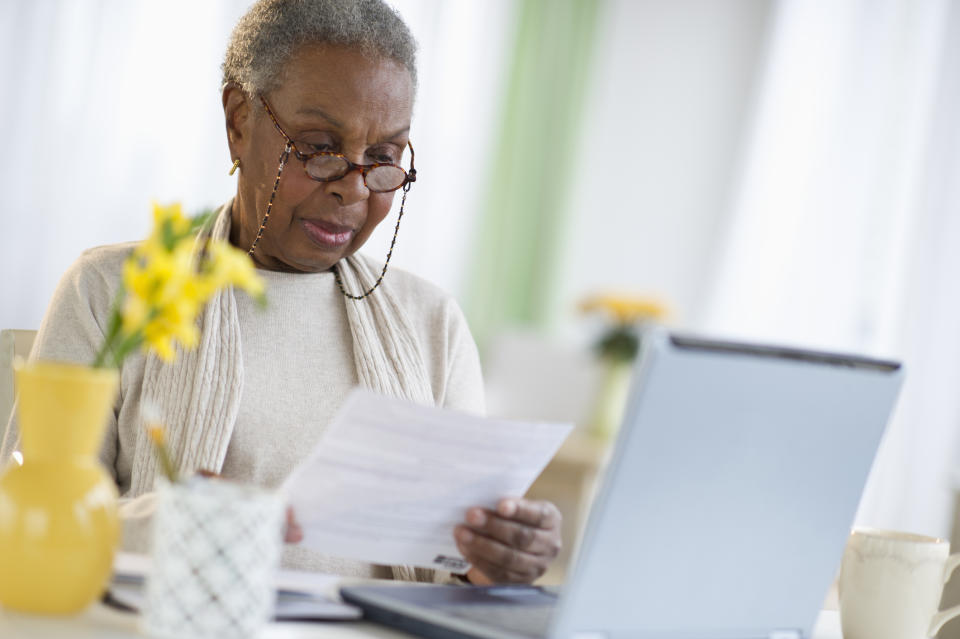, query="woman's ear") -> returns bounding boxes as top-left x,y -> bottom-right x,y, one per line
222,85 -> 252,161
